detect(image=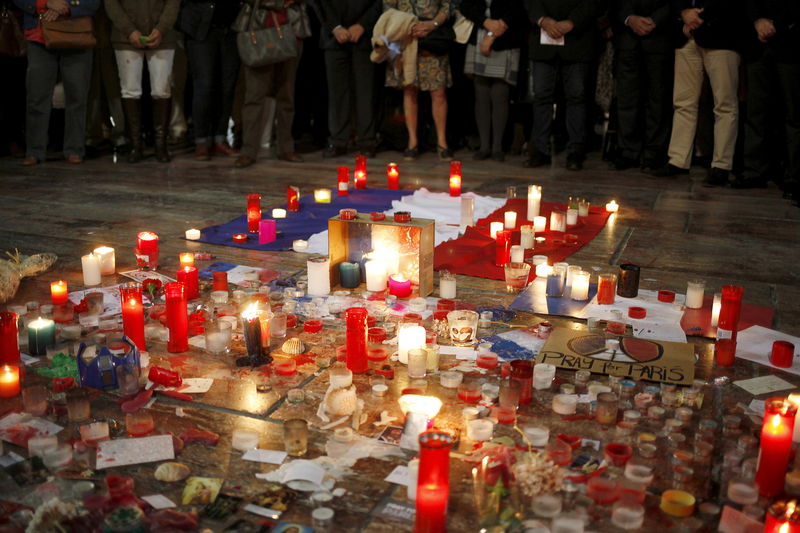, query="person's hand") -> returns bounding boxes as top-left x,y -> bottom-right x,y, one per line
540,17 -> 563,39
347,23 -> 365,43
681,8 -> 704,30
484,18 -> 506,36
333,26 -> 350,43
129,30 -> 145,48
480,34 -> 494,56
146,28 -> 162,48
46,0 -> 69,15
682,23 -> 692,38
411,20 -> 436,38
754,18 -> 776,42
627,15 -> 655,36
555,19 -> 574,35
41,9 -> 61,22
